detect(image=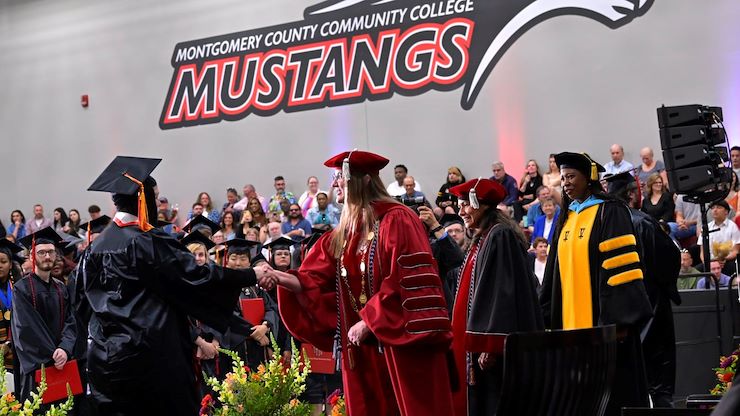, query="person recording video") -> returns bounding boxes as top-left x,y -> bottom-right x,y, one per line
398,176 -> 432,213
